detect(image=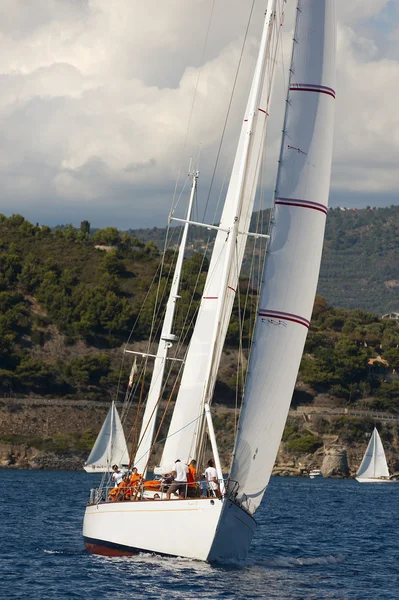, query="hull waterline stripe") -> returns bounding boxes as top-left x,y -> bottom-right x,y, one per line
84,536 -> 175,558
276,197 -> 328,216
290,83 -> 336,99
258,310 -> 310,329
